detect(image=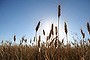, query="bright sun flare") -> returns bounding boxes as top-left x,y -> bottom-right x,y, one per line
35,17 -> 72,45
37,18 -> 66,43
